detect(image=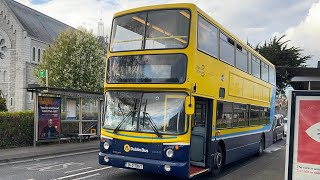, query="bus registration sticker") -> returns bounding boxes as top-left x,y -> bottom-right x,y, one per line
125,162 -> 143,170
